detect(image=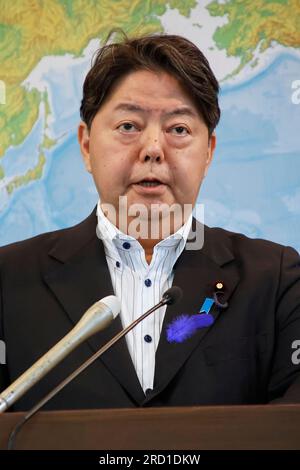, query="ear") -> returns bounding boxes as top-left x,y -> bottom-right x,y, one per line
204,132 -> 216,177
78,121 -> 92,173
